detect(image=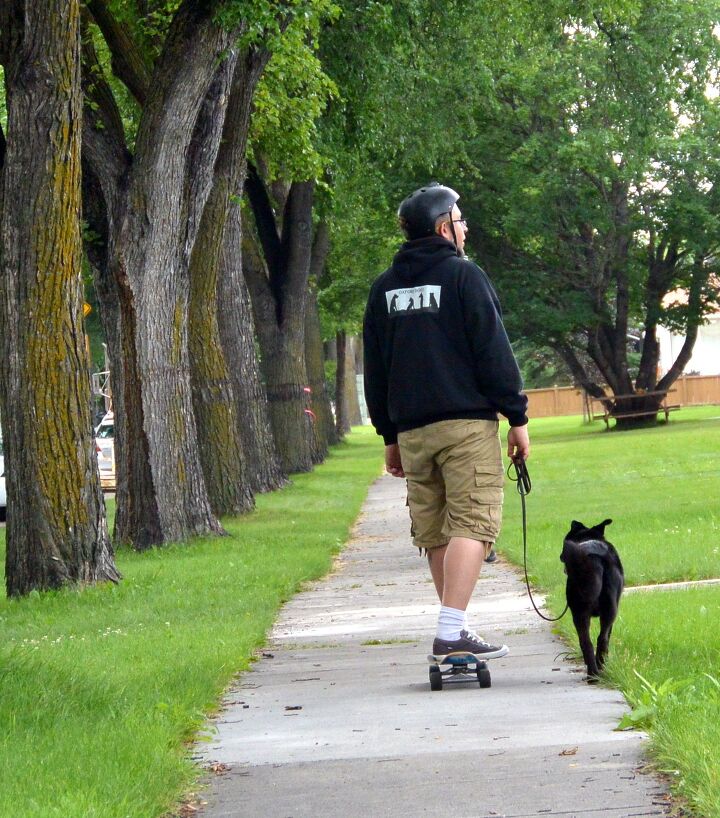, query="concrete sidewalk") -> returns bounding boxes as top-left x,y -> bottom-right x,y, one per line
197,475 -> 672,818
